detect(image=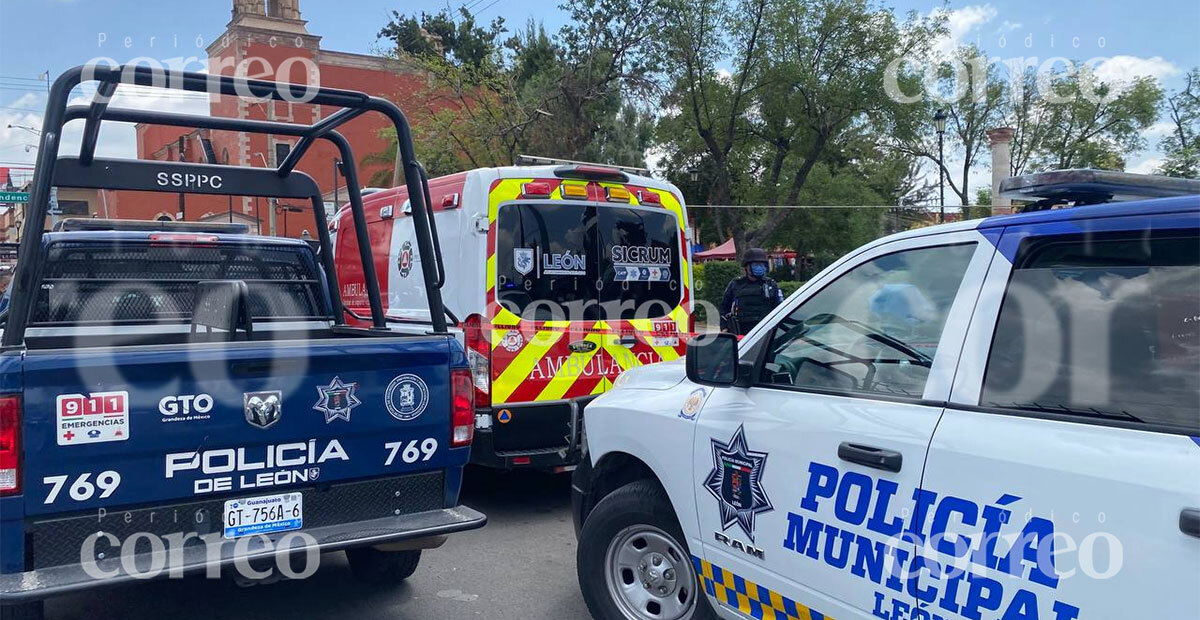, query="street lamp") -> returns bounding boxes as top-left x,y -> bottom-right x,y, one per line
7,124 -> 41,137
933,108 -> 948,223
